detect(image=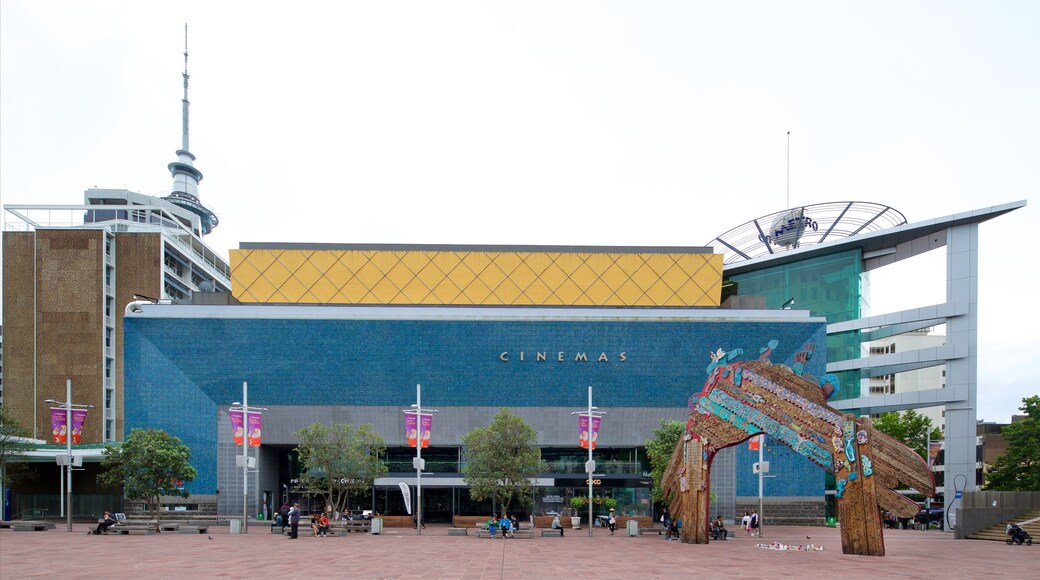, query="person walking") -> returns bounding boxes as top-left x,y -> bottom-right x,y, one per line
607,508 -> 617,535
741,511 -> 752,536
750,509 -> 760,536
288,503 -> 301,539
